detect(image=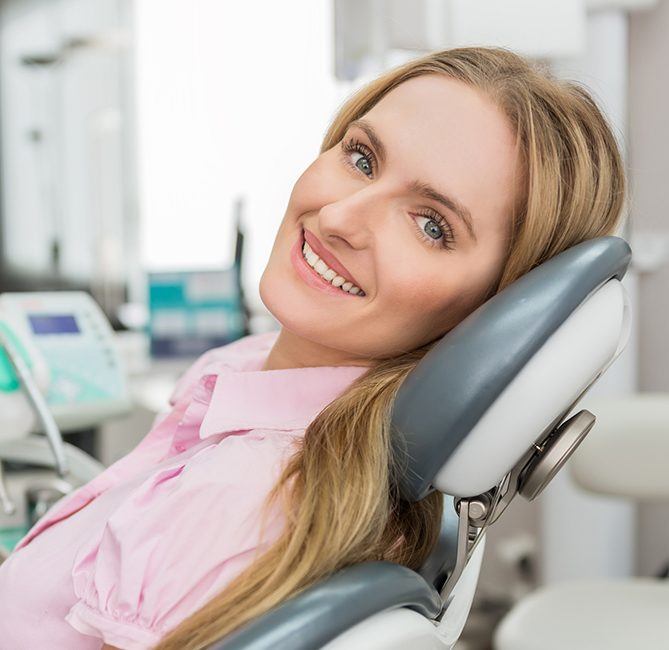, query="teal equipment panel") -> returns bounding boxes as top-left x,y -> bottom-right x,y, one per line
148,263 -> 246,358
